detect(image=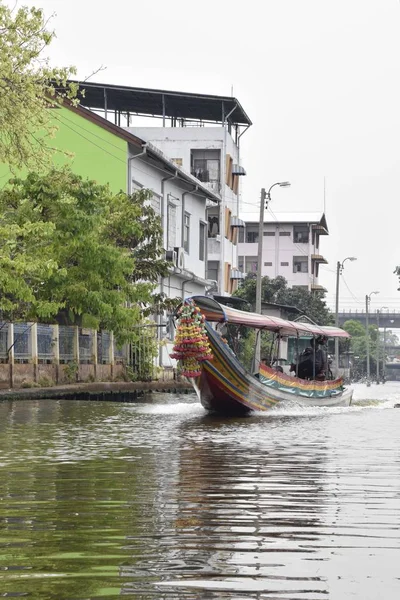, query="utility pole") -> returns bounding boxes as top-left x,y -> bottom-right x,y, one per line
334,257 -> 356,376
334,261 -> 341,376
254,188 -> 267,367
254,182 -> 291,369
376,309 -> 380,384
365,290 -> 379,383
366,295 -> 370,381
